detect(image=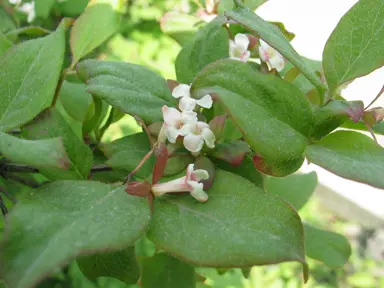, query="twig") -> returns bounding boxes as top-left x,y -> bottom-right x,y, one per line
365,84 -> 384,109
1,163 -> 39,173
0,194 -> 7,217
123,149 -> 154,184
0,183 -> 17,204
6,174 -> 44,188
134,116 -> 155,147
